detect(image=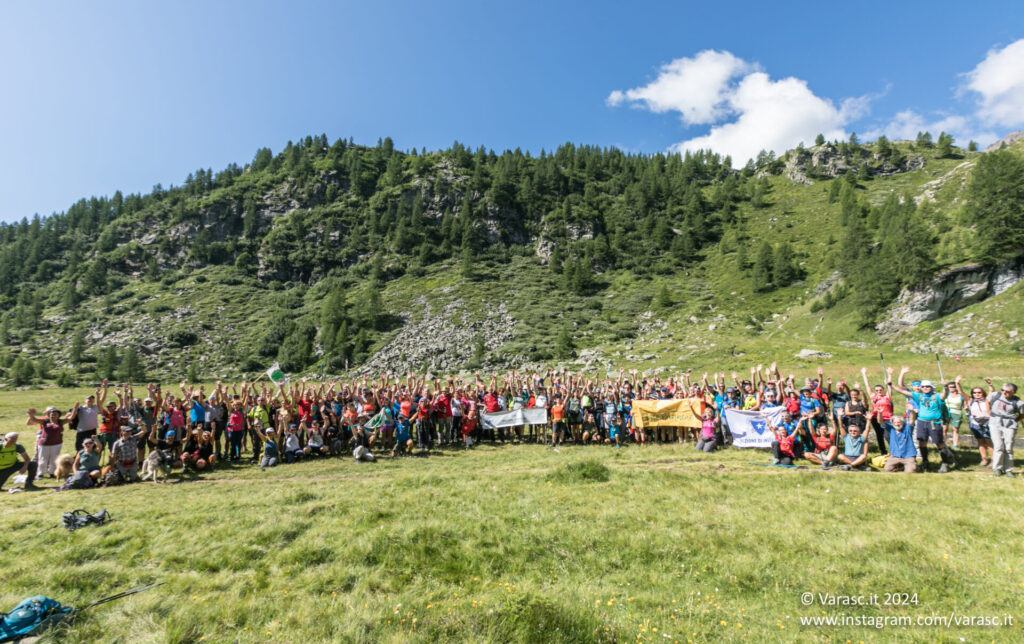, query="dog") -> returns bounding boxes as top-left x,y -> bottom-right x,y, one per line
139,449 -> 172,483
54,454 -> 74,483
